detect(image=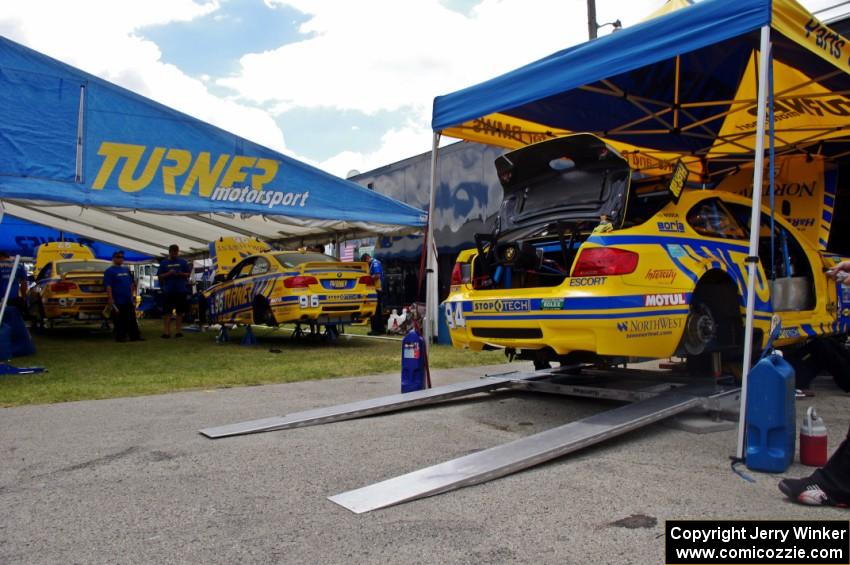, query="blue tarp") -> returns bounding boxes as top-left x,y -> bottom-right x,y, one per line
0,36 -> 426,227
0,215 -> 150,261
432,0 -> 850,157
